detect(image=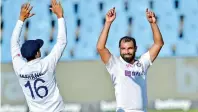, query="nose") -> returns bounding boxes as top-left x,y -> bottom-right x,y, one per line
125,49 -> 129,54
